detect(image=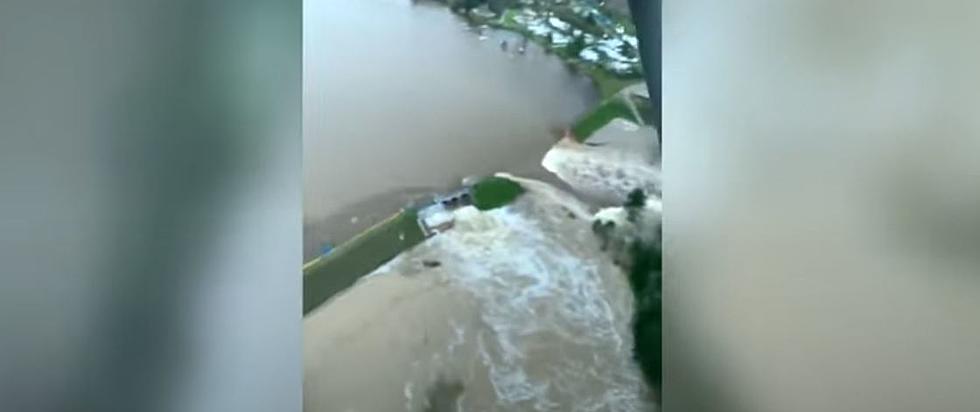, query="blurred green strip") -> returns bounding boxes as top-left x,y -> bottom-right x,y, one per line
303,176 -> 527,315
472,176 -> 525,210
571,96 -> 636,141
303,209 -> 426,315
